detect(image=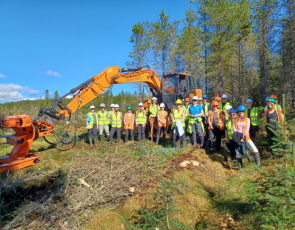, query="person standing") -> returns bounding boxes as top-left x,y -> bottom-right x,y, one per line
188,96 -> 205,147
145,100 -> 152,139
214,93 -> 220,100
149,97 -> 160,142
168,105 -> 176,142
124,106 -> 135,143
109,104 -> 123,145
207,101 -> 224,154
172,99 -> 186,148
98,103 -> 110,142
109,104 -> 115,141
136,103 -> 147,142
263,97 -> 284,159
86,105 -> 99,146
156,103 -> 168,146
245,99 -> 259,143
219,94 -> 231,115
183,97 -> 191,135
201,94 -> 211,142
224,105 -> 233,123
225,108 -> 237,161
